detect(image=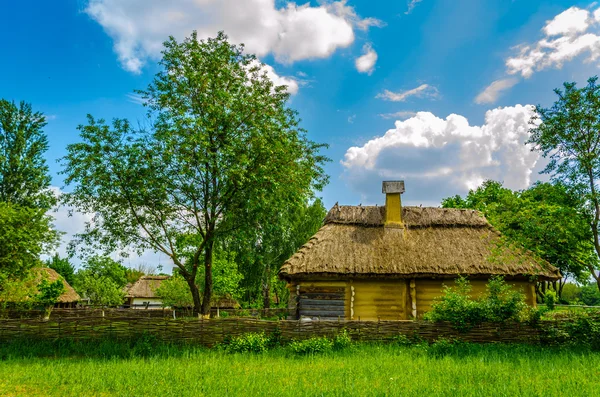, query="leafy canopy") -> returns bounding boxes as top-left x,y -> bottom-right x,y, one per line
0,99 -> 55,210
61,32 -> 329,314
529,76 -> 600,289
